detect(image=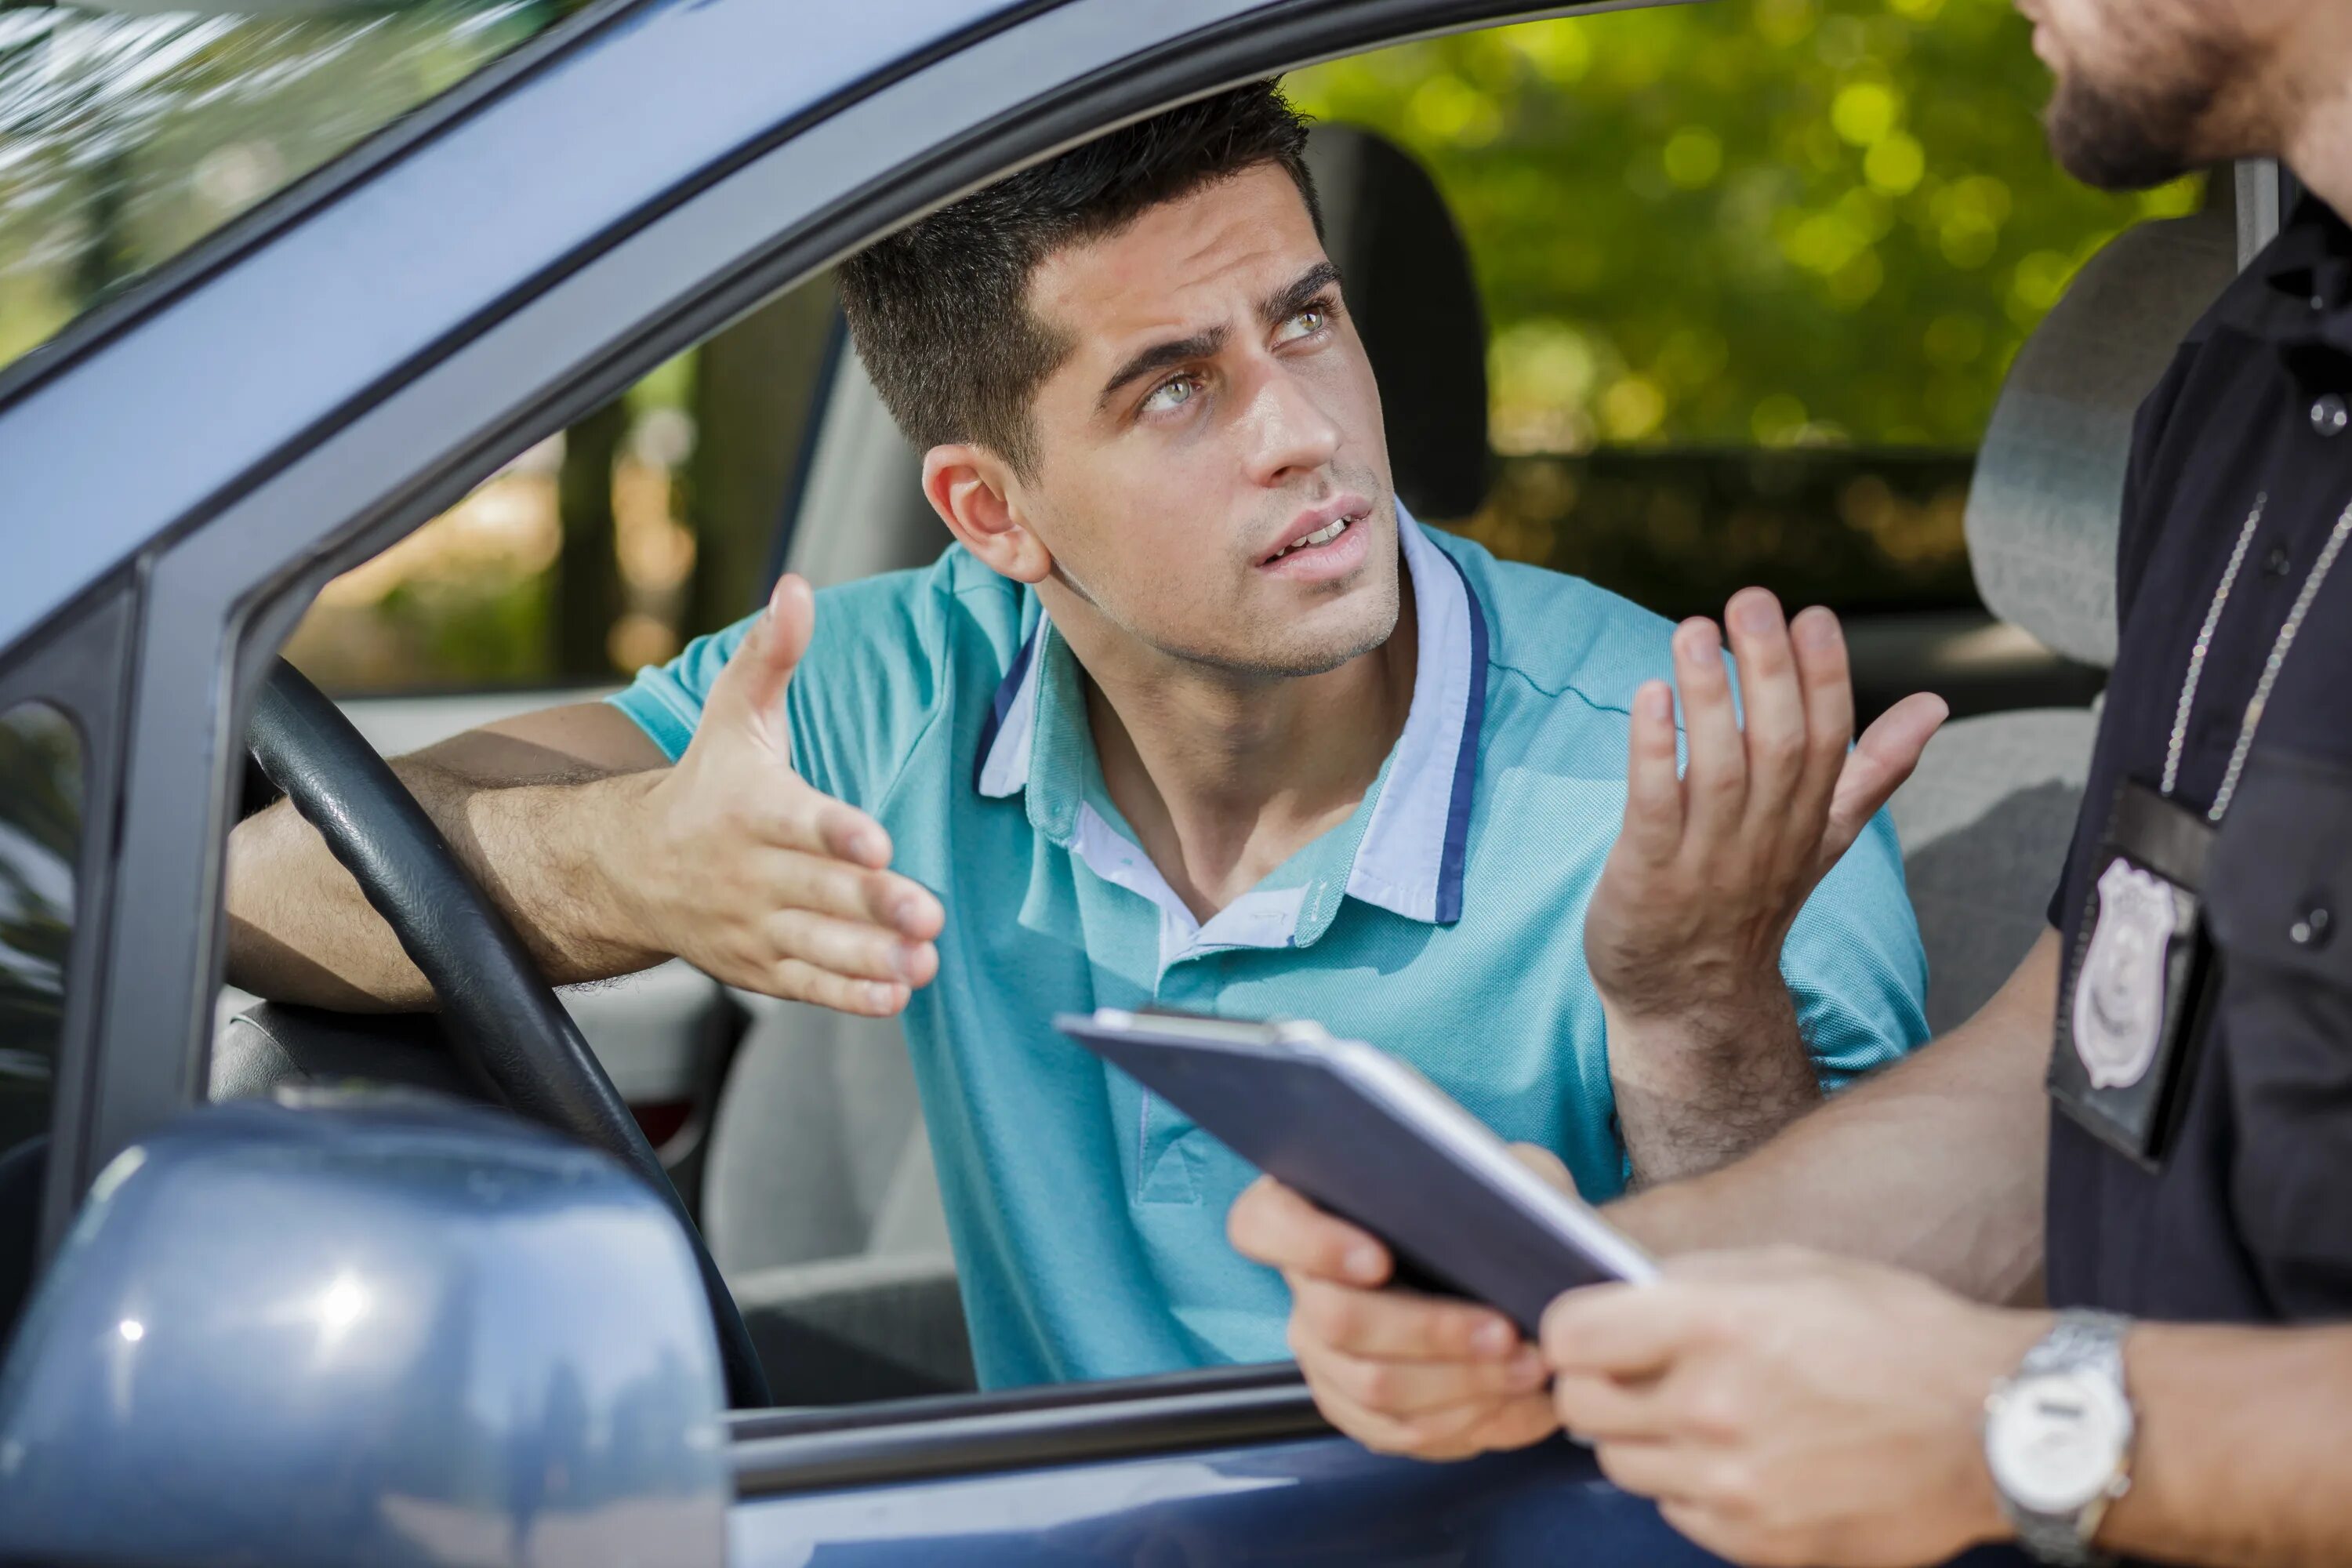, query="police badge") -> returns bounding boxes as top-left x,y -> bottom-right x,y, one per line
2074,858 -> 2176,1090
2051,779 -> 2220,1169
